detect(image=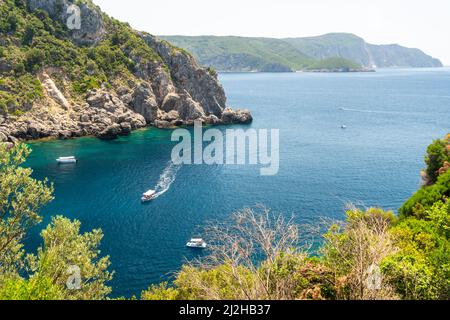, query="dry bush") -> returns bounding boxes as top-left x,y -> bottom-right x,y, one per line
182,206 -> 318,300
174,206 -> 401,300
321,206 -> 400,300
